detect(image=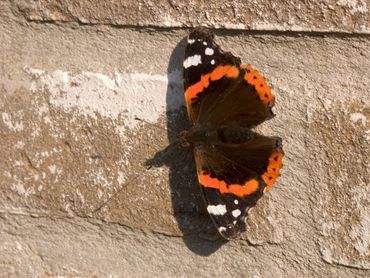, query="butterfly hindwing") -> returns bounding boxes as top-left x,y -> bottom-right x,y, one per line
194,135 -> 282,239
